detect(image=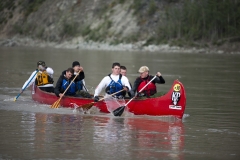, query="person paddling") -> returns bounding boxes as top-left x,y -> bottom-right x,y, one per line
22,61 -> 54,93
93,62 -> 131,102
71,61 -> 92,98
54,68 -> 79,97
130,66 -> 165,97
